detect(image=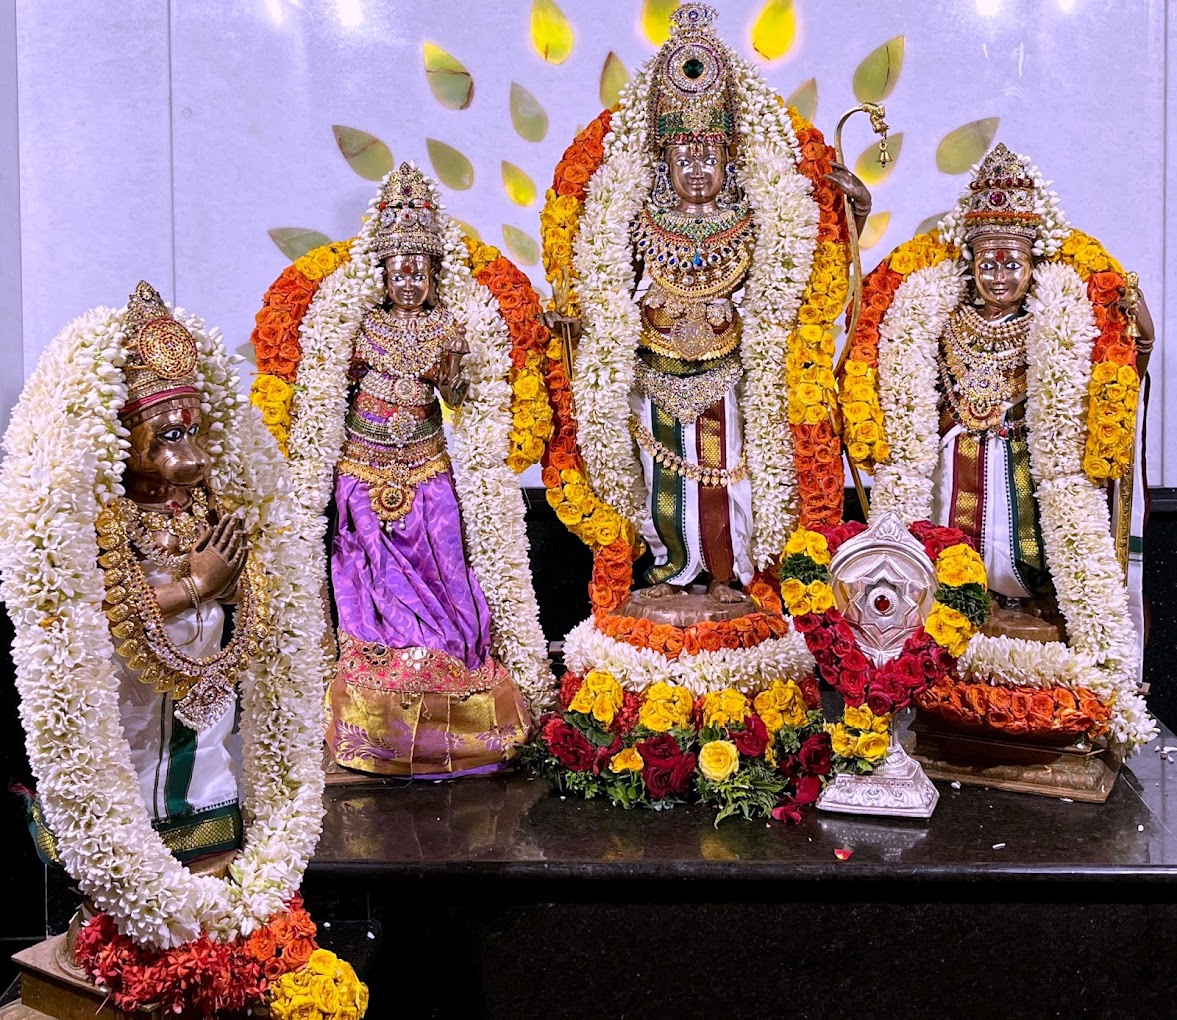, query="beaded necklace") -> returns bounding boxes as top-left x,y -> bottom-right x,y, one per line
355,305 -> 460,380
939,307 -> 1032,436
